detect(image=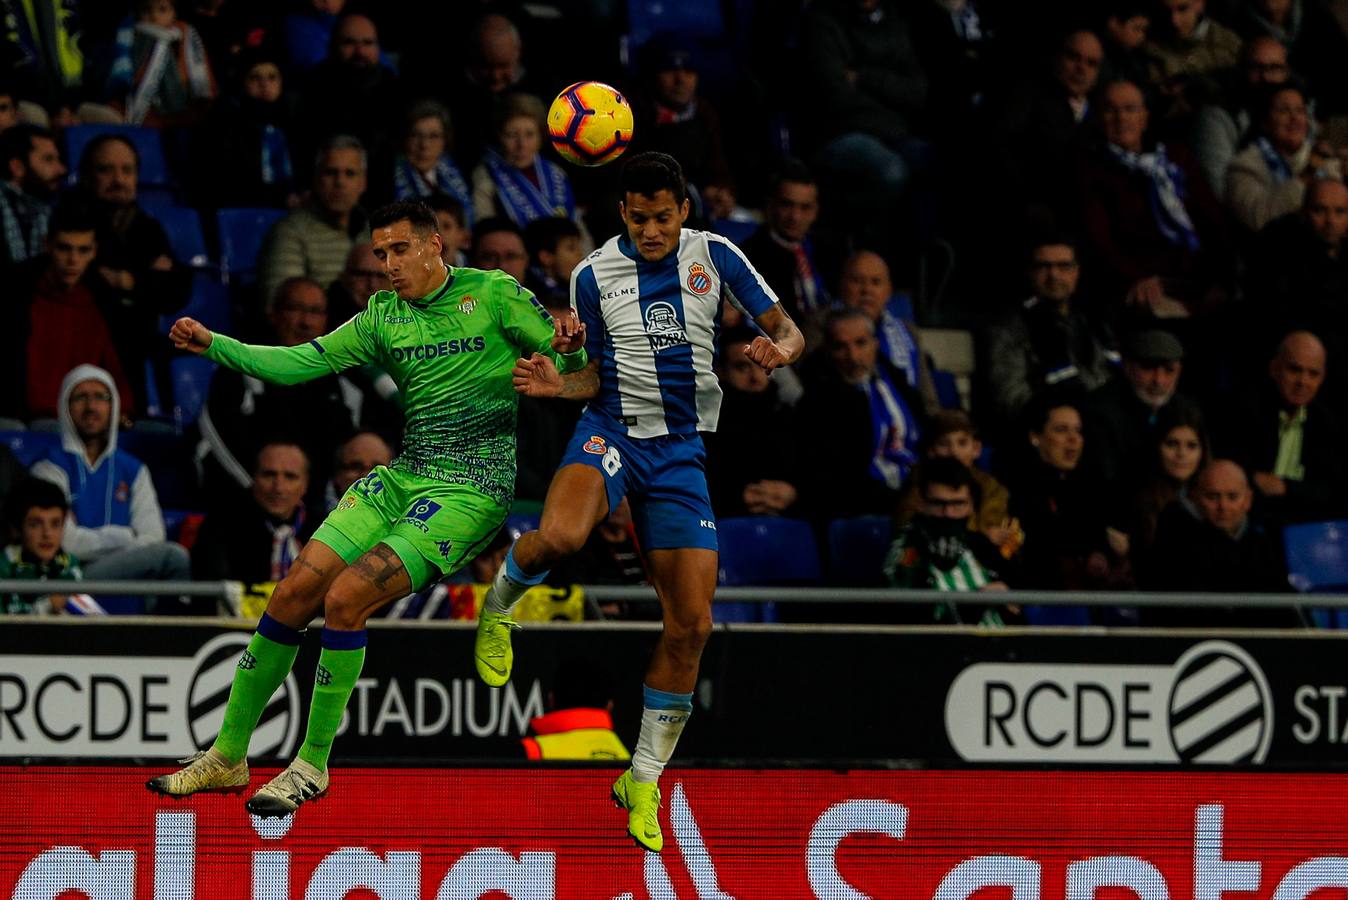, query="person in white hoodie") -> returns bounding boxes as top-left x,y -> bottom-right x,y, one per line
30,365 -> 192,606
